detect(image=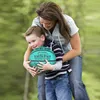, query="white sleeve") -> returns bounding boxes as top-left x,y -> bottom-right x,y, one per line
31,17 -> 41,26
52,61 -> 62,70
64,14 -> 79,36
